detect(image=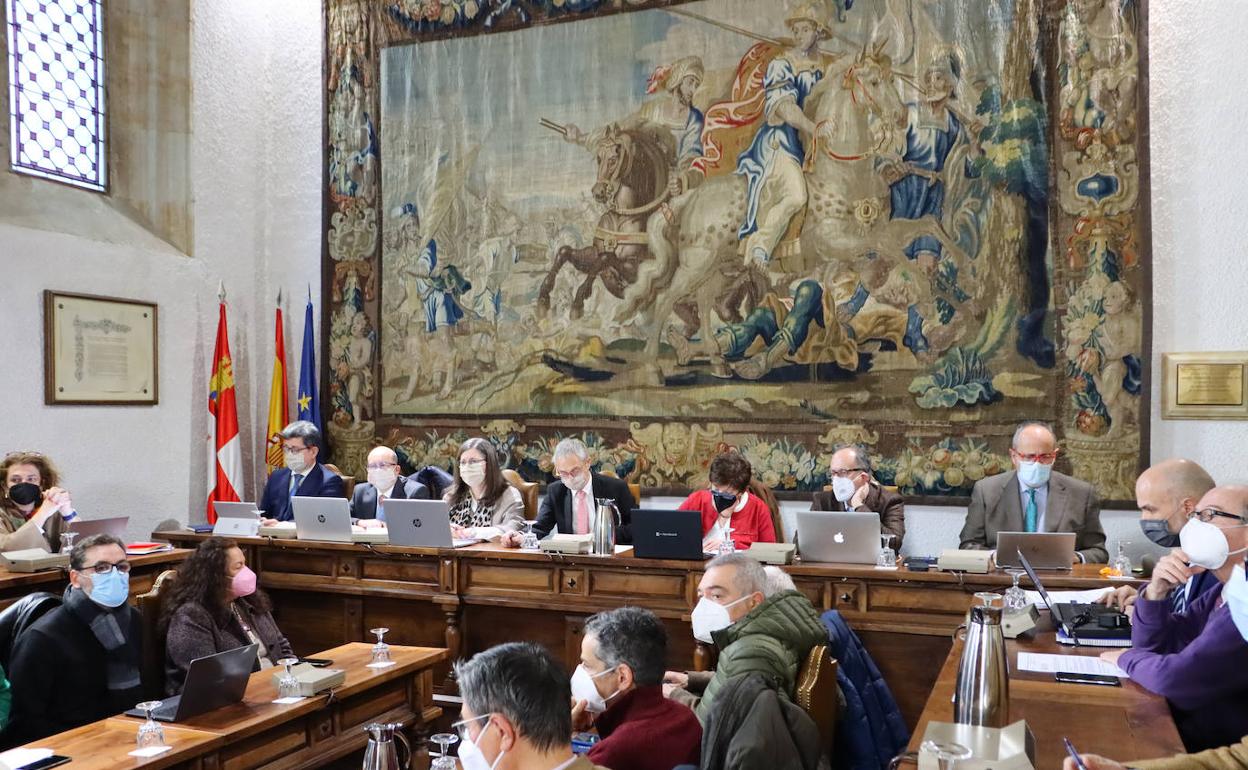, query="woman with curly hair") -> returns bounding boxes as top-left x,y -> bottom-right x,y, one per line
163,537 -> 294,695
445,437 -> 525,541
0,451 -> 77,551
